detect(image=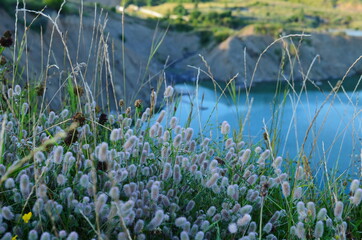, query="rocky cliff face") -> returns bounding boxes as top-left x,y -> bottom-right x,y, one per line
1,5 -> 361,111
0,6 -> 201,110
188,32 -> 362,86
